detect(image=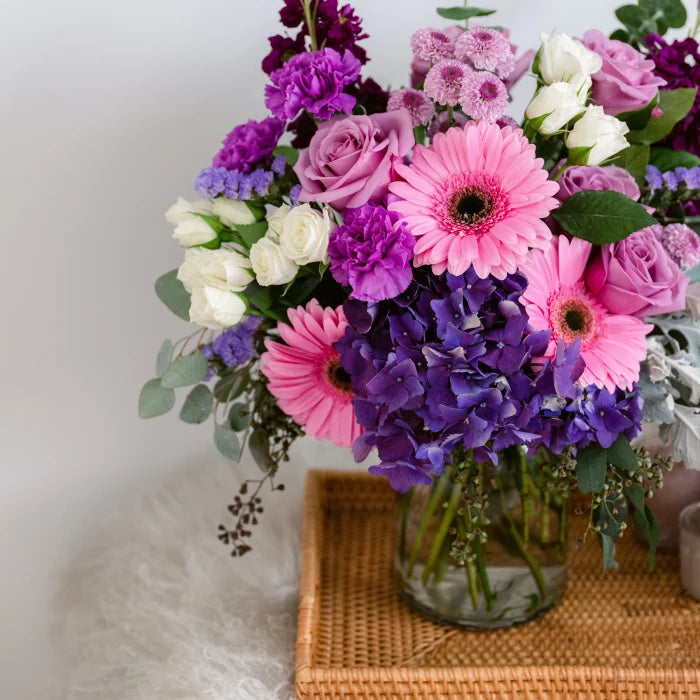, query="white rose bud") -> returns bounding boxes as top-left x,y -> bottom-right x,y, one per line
172,216 -> 218,247
537,32 -> 603,85
212,197 -> 257,228
267,204 -> 290,241
525,79 -> 589,135
189,286 -> 246,330
165,196 -> 212,226
565,105 -> 630,165
177,248 -> 253,293
278,203 -> 333,265
250,237 -> 298,287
